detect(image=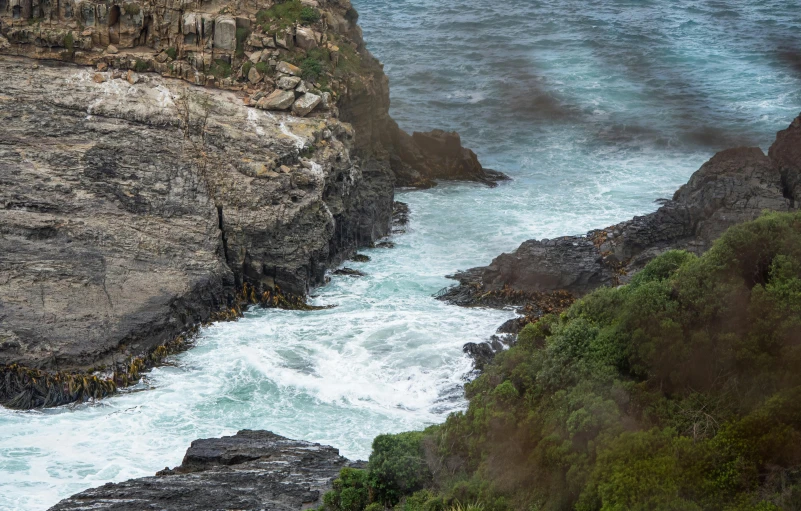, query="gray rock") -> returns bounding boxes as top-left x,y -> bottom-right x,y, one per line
440,122 -> 801,305
0,56 -> 393,381
277,75 -> 302,90
256,89 -> 296,110
48,430 -> 359,511
276,61 -> 302,76
213,16 -> 236,51
247,65 -> 263,84
292,93 -> 321,117
295,27 -> 319,50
